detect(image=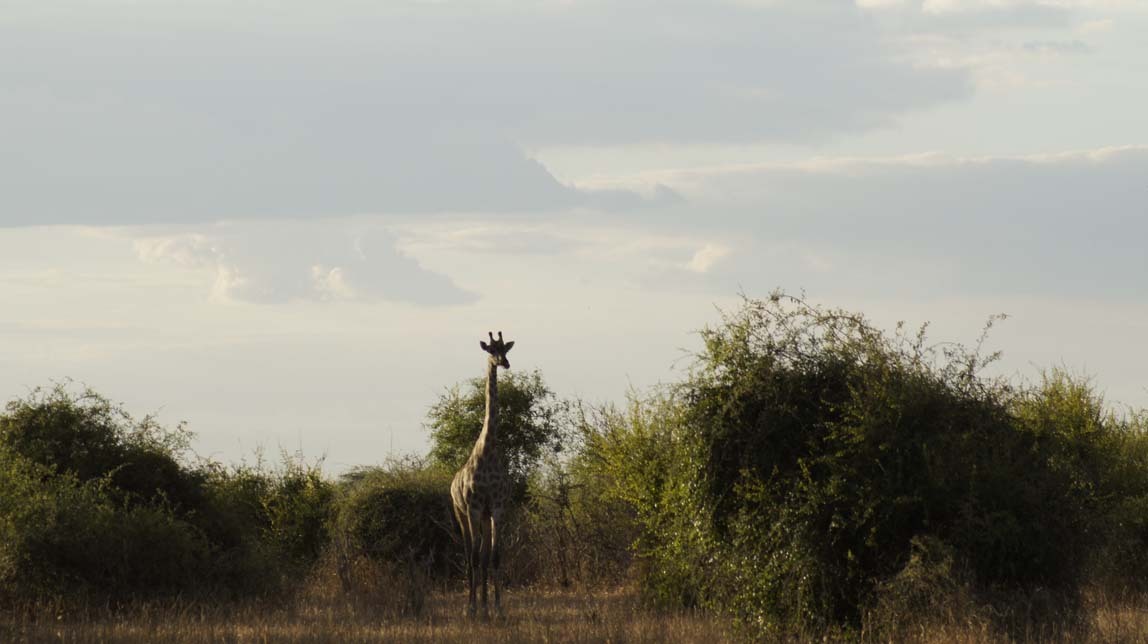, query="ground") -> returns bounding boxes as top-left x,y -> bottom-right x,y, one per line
1,589 -> 727,644
7,587 -> 1148,642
